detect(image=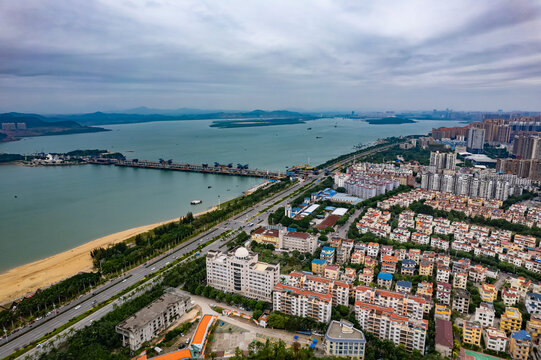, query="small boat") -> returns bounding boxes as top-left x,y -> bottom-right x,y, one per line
316,136 -> 322,139
208,186 -> 212,188
190,200 -> 202,205
307,127 -> 312,130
